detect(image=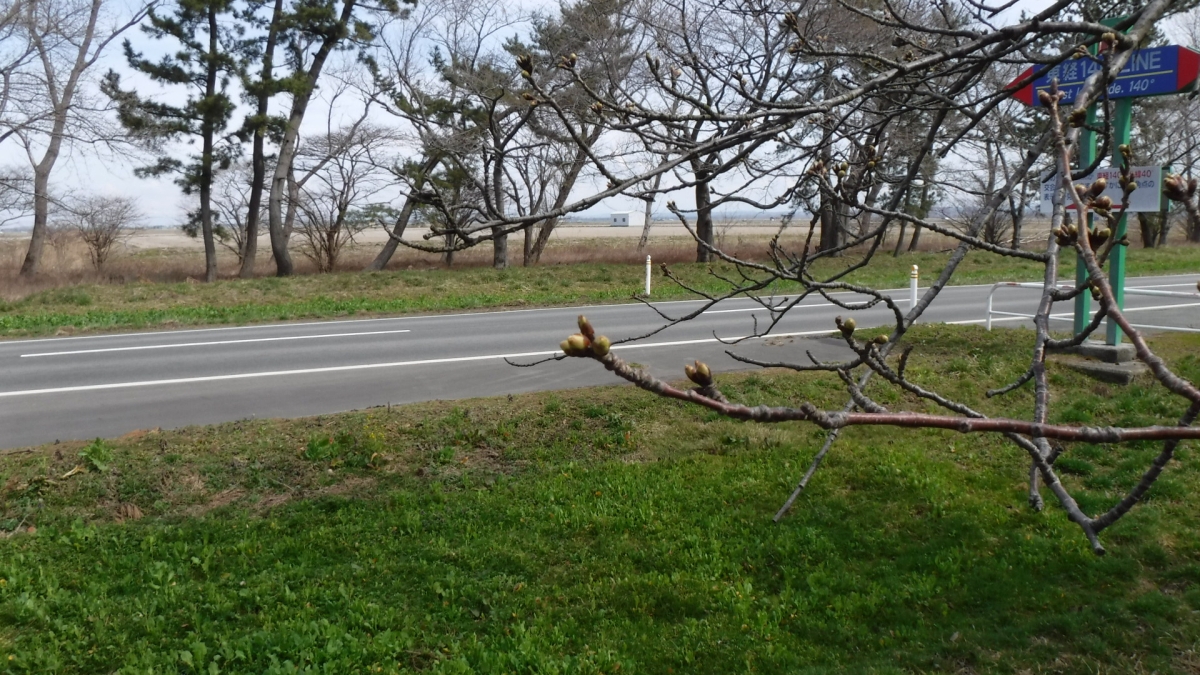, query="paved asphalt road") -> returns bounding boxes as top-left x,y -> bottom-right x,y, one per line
2,274 -> 1199,449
